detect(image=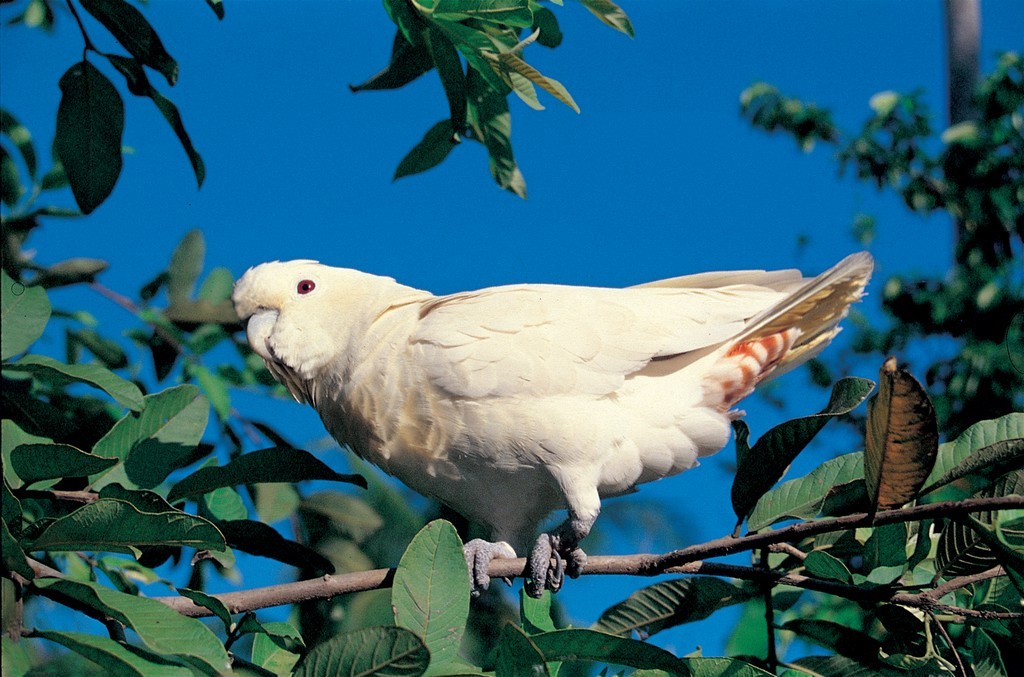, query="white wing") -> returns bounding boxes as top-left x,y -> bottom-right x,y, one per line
409,280 -> 791,399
